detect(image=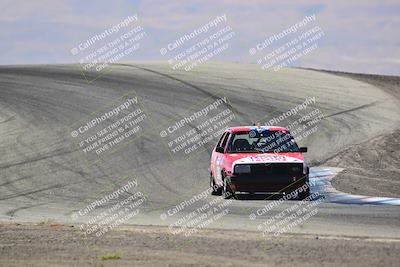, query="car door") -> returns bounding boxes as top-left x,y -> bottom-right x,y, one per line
211,132 -> 227,177
213,132 -> 231,185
